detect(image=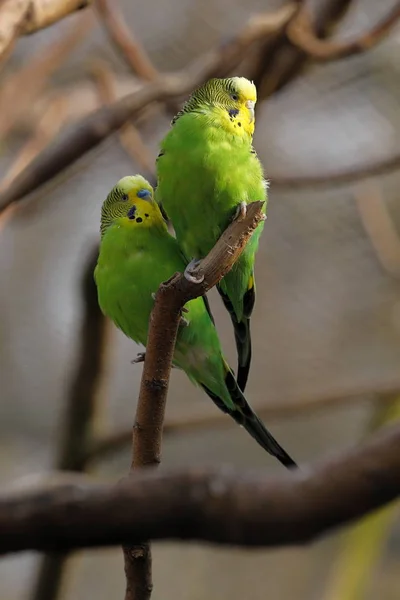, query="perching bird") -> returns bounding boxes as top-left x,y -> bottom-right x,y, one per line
95,175 -> 296,469
156,76 -> 267,393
